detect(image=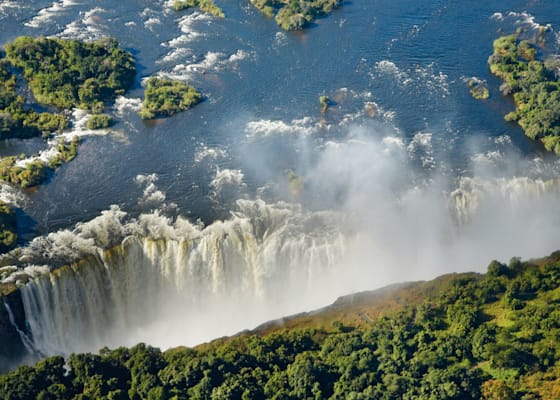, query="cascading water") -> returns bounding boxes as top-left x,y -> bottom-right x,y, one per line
17,199 -> 348,356
3,301 -> 35,354
6,172 -> 560,360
